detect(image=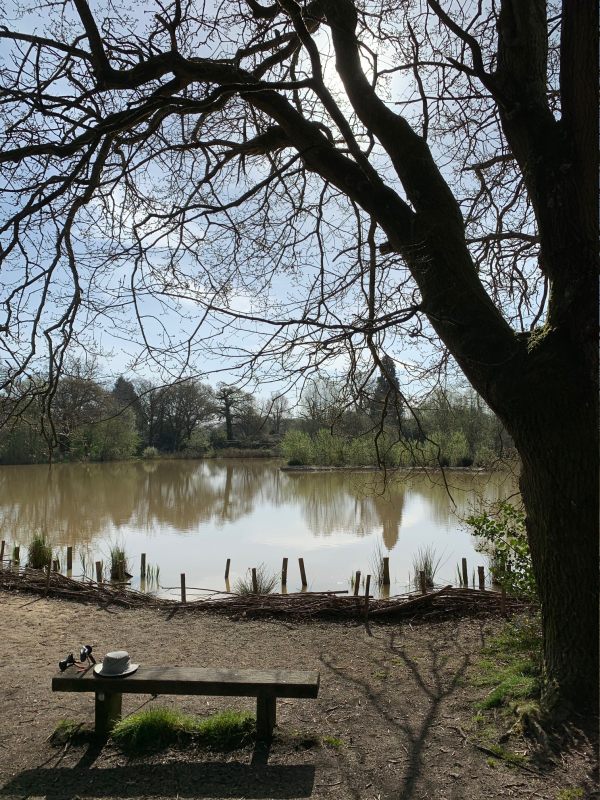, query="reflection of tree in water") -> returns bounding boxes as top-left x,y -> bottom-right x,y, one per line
404,472 -> 518,526
0,462 -> 517,554
280,472 -> 405,546
0,460 -> 273,548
